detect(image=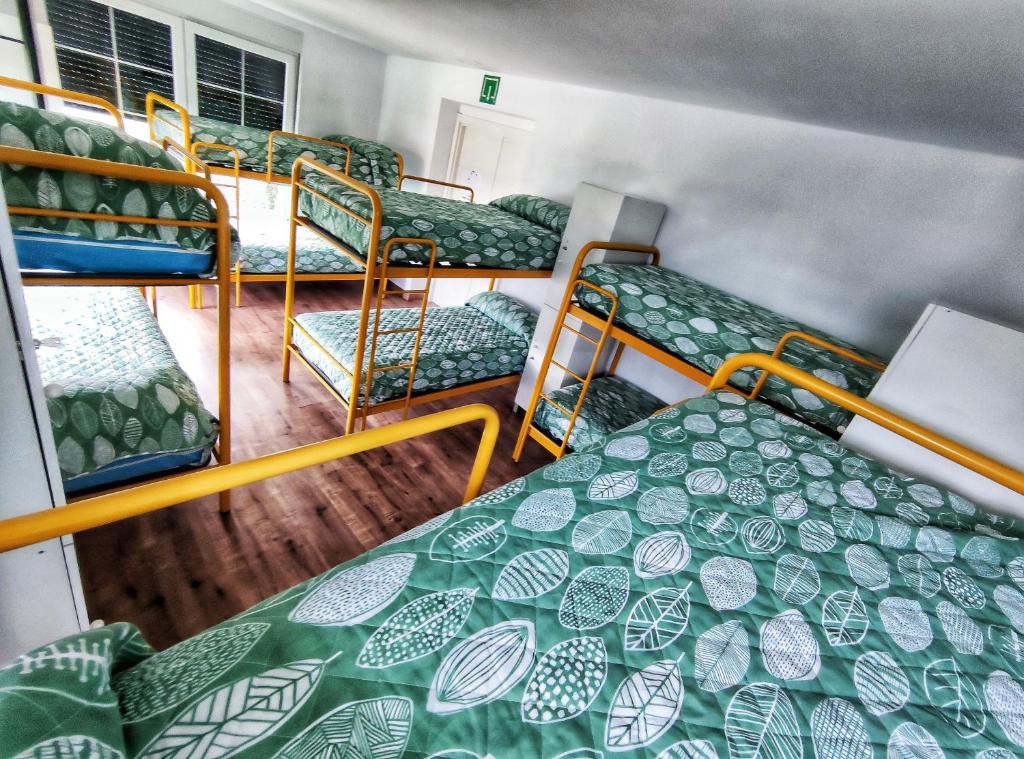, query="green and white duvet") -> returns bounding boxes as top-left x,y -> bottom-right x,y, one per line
150,111 -> 400,185
577,263 -> 885,433
534,375 -> 665,451
298,172 -> 567,270
238,223 -> 365,275
4,390 -> 1023,758
1,101 -> 217,252
293,291 -> 536,405
26,287 -> 218,492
